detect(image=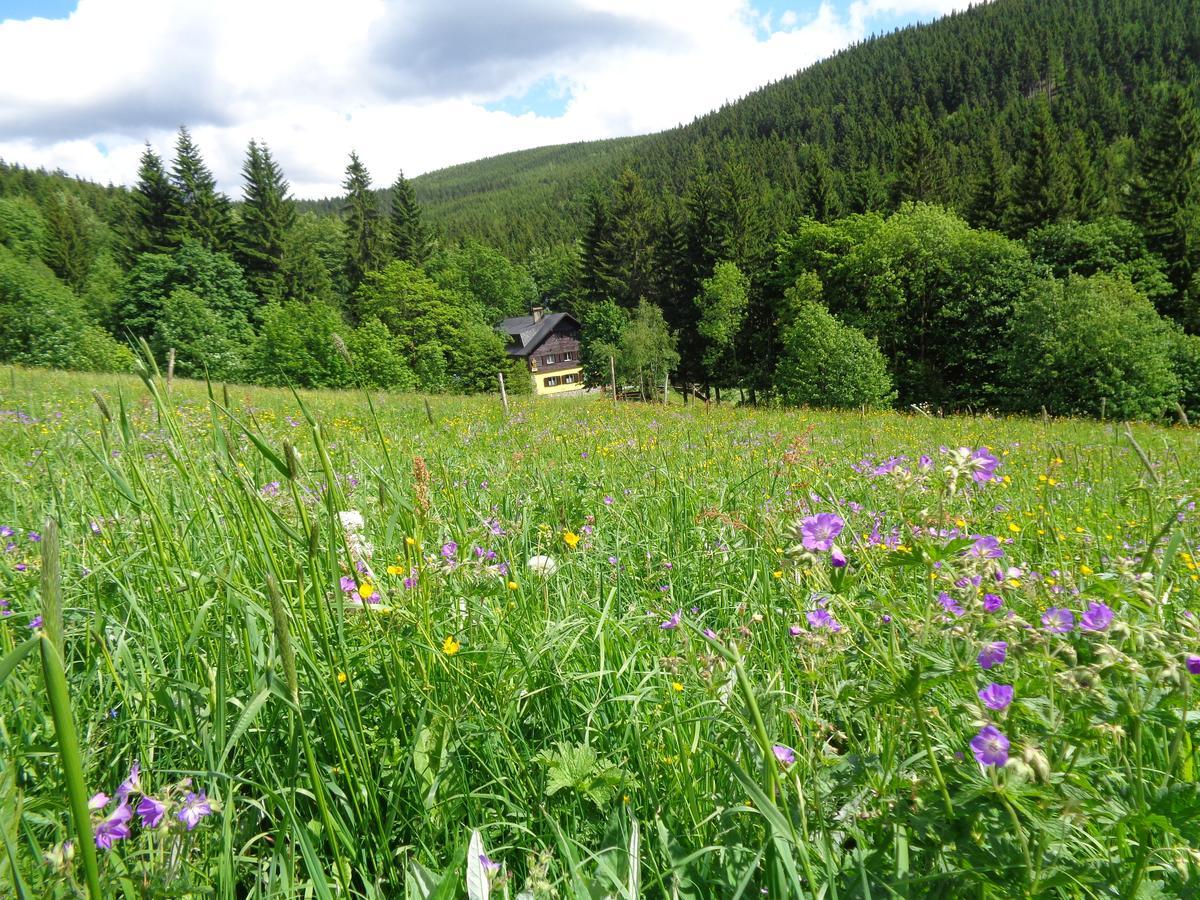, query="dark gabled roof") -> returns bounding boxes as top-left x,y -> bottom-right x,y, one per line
496,311 -> 579,357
